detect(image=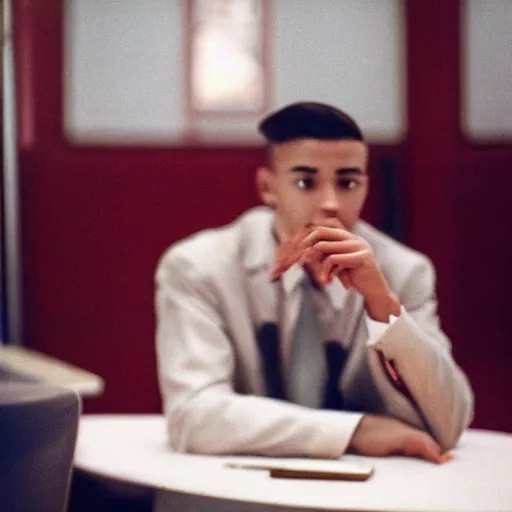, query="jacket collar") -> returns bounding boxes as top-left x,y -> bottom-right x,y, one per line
240,206 -> 276,275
